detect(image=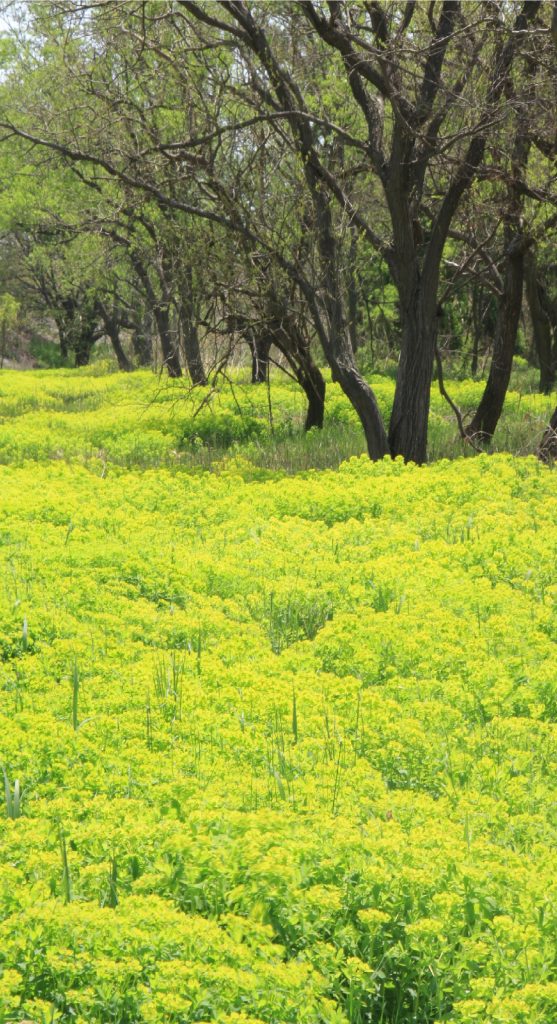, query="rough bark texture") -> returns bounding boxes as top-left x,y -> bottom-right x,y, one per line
388,299 -> 438,463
